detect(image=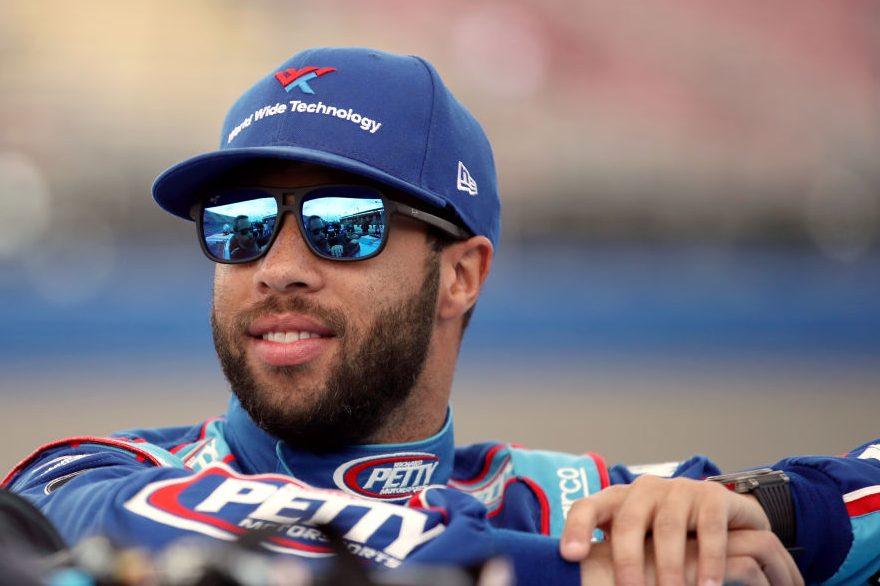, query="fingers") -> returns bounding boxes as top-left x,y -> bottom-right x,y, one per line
649,479 -> 733,586
562,477 -> 666,586
561,478 -> 663,575
726,531 -> 804,586
610,486 -> 657,586
577,541 -> 615,586
694,484 -> 732,586
724,556 -> 772,586
651,486 -> 695,586
695,489 -> 772,586
561,477 -> 774,586
577,532 -> 802,586
726,493 -> 773,532
559,532 -> 591,561
560,485 -> 627,561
